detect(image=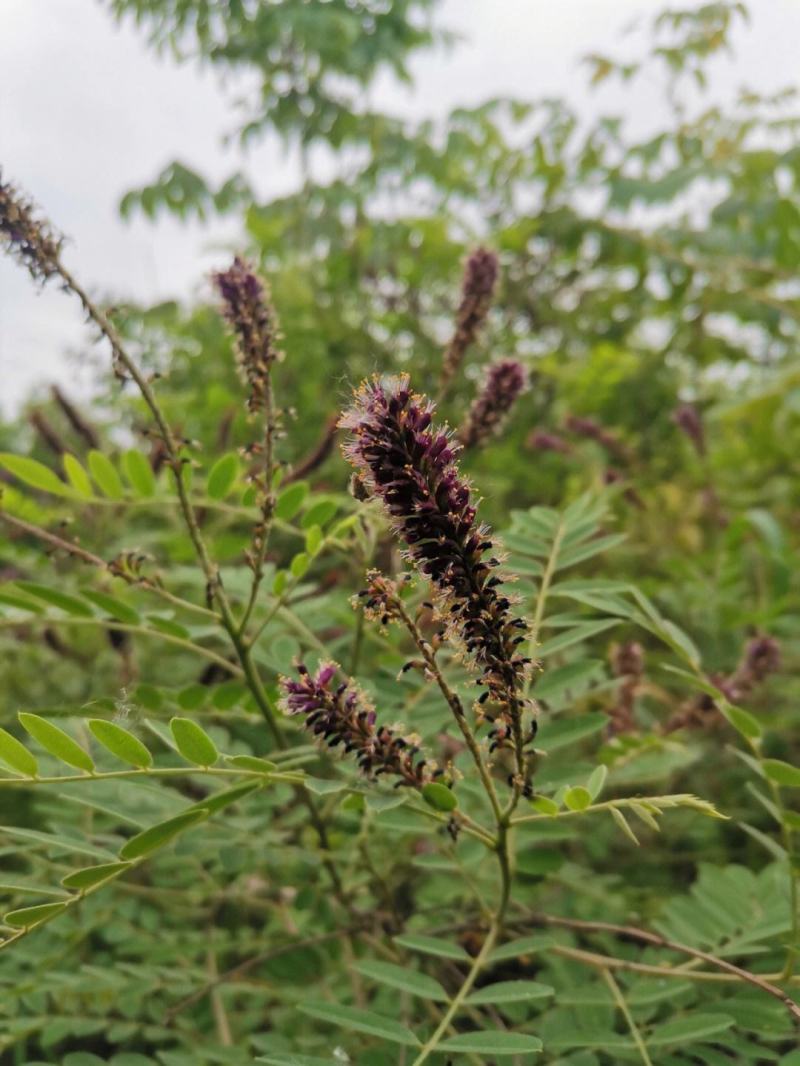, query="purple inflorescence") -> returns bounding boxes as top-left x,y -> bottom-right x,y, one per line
280,661 -> 432,787
213,256 -> 281,413
441,247 -> 499,387
672,403 -> 705,456
459,359 -> 527,449
339,375 -> 530,738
